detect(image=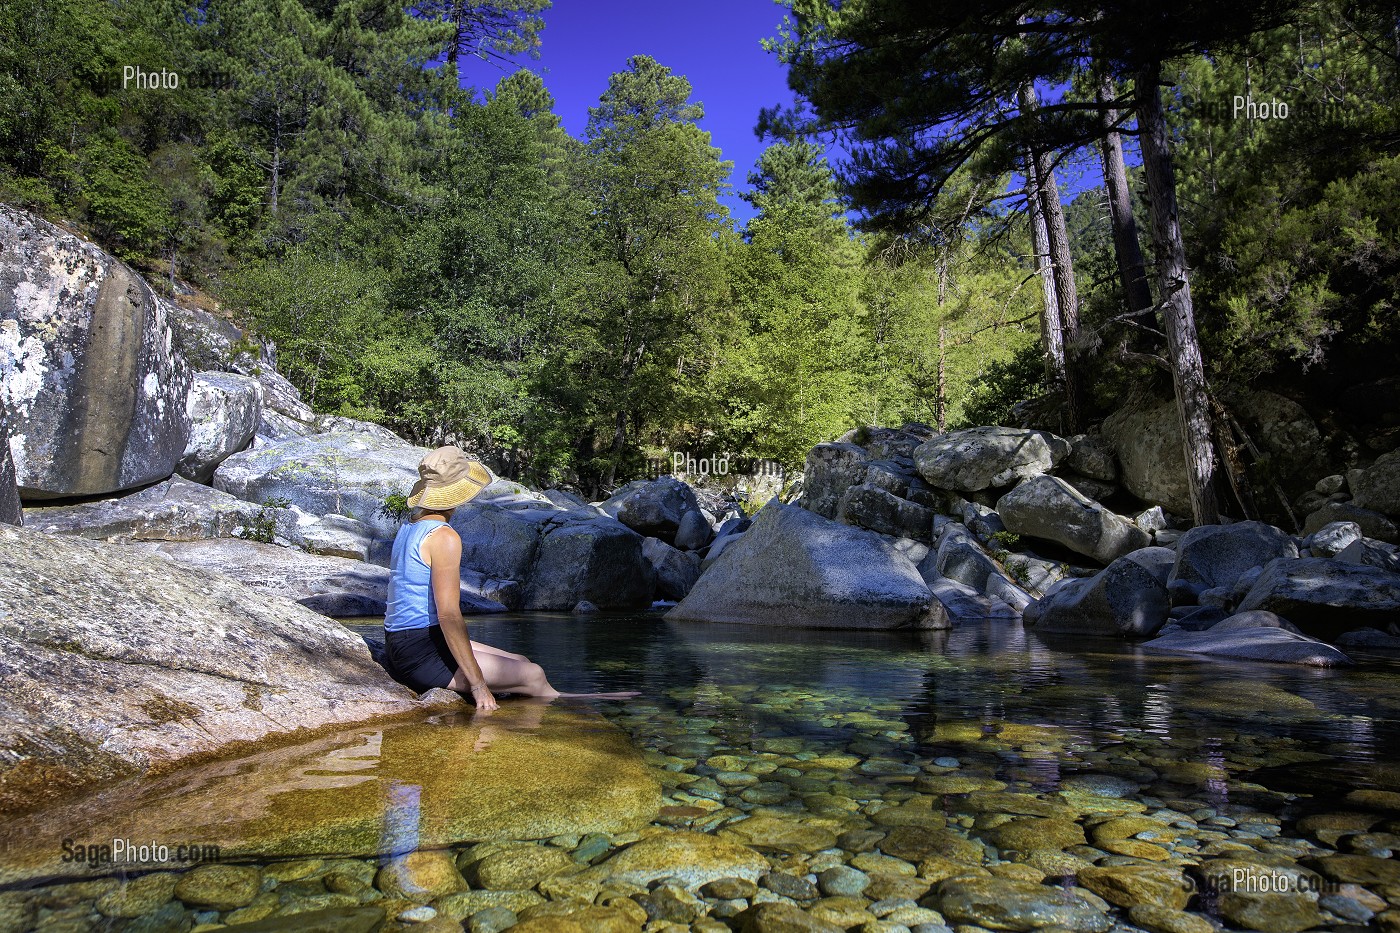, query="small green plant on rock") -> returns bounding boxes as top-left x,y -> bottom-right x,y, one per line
379,492 -> 412,523
236,497 -> 292,543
